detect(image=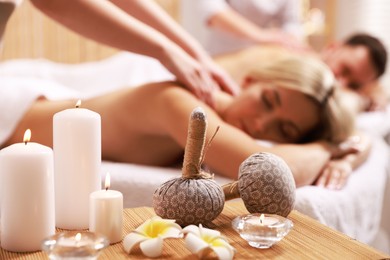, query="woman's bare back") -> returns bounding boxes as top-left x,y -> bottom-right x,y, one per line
5,80 -> 338,184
